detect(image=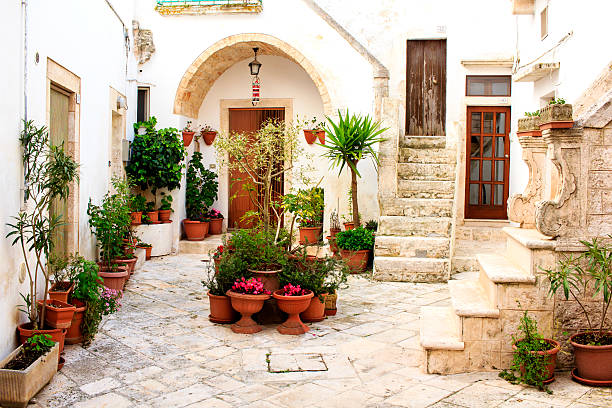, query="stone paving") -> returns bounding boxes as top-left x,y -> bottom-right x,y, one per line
31,254 -> 611,408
